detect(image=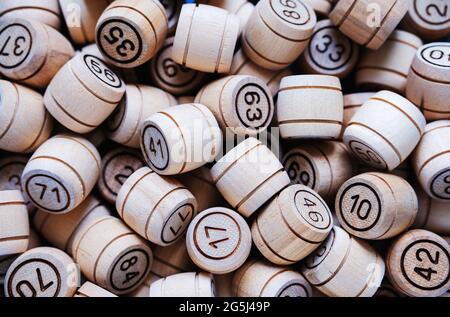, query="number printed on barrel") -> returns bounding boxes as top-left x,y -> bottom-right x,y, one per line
25,175 -> 70,213
416,0 -> 449,25
98,148 -> 145,204
8,259 -> 61,297
236,83 -> 272,129
304,228 -> 335,269
161,204 -> 194,245
294,189 -> 331,230
338,182 -> 380,232
97,20 -> 142,65
194,212 -> 241,260
150,36 -> 204,95
430,169 -> 450,200
420,44 -> 450,68
84,54 -> 123,88
0,157 -> 30,209
142,125 -> 169,172
301,19 -> 358,77
109,249 -> 150,293
0,22 -> 31,69
271,0 -> 312,25
283,151 -> 315,188
402,240 -> 449,290
348,140 -> 388,171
